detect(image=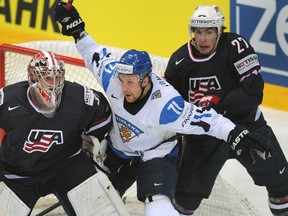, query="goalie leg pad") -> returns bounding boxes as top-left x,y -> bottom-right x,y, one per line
67,172 -> 130,216
0,182 -> 30,216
